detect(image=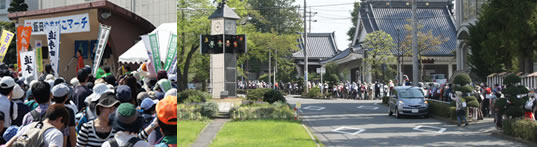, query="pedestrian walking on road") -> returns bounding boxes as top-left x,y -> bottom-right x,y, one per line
451,91 -> 468,127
